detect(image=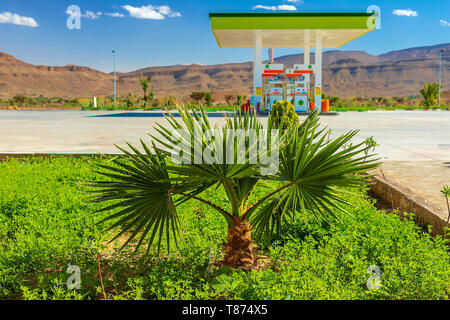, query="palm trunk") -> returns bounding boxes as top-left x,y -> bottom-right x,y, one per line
222,219 -> 257,269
